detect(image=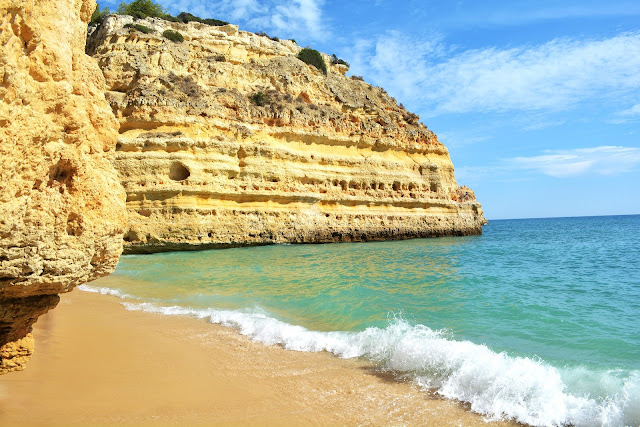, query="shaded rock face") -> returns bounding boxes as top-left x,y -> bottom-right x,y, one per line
0,0 -> 127,372
0,295 -> 59,373
88,15 -> 485,253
